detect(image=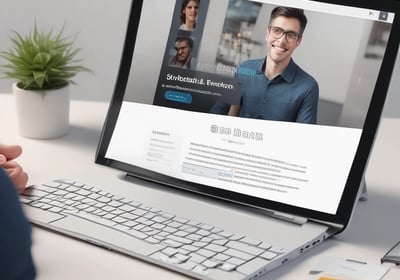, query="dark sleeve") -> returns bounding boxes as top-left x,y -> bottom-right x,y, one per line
296,80 -> 319,124
209,101 -> 231,115
0,169 -> 36,280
